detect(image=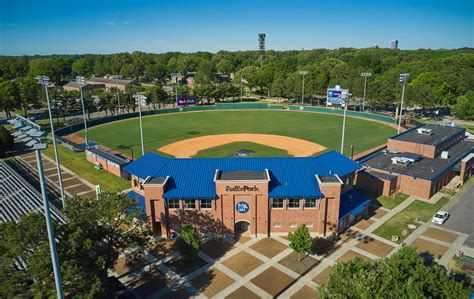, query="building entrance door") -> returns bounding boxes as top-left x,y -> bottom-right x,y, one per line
234,221 -> 251,236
